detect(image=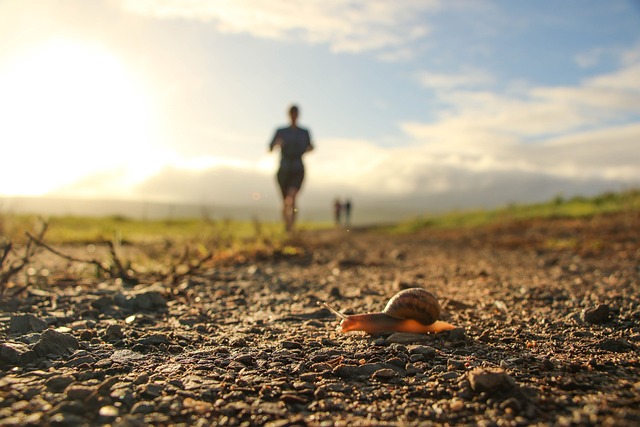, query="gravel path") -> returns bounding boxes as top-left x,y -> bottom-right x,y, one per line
1,212 -> 639,426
